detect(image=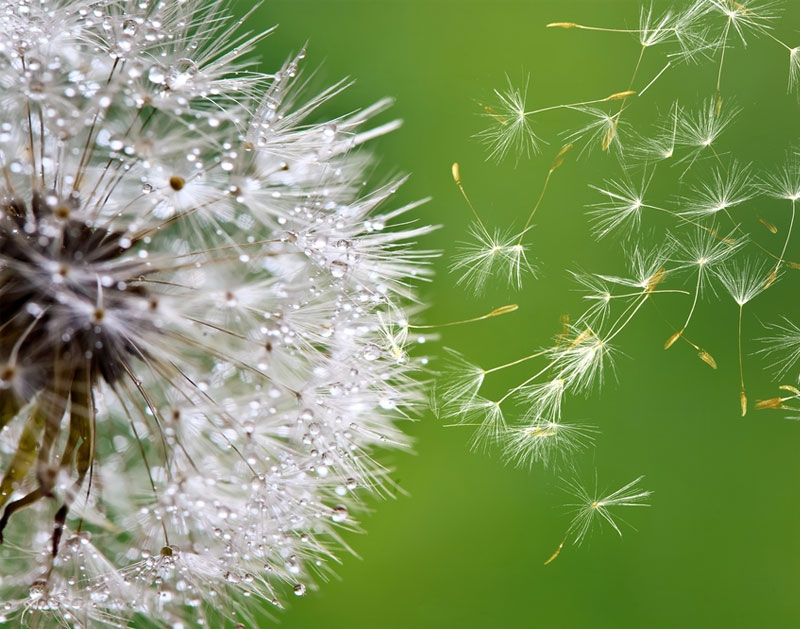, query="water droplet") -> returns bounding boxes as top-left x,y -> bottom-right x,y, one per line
363,344 -> 381,361
331,505 -> 348,522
